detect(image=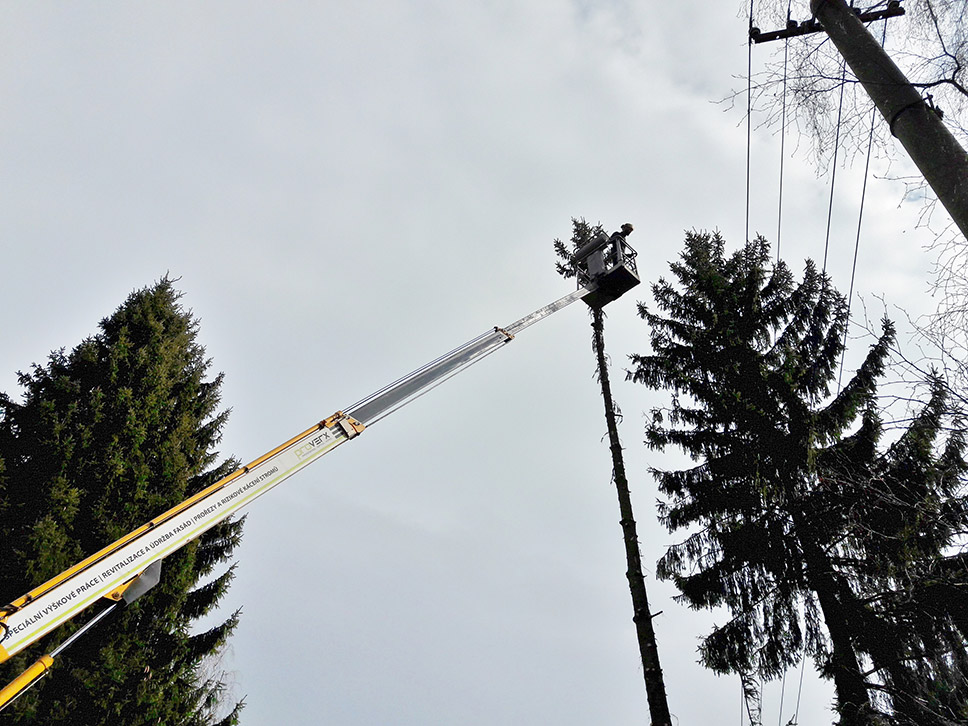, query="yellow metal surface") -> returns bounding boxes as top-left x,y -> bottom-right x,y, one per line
0,654 -> 53,710
102,565 -> 154,603
0,408 -> 366,667
322,411 -> 345,427
0,418 -> 332,630
103,584 -> 127,602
